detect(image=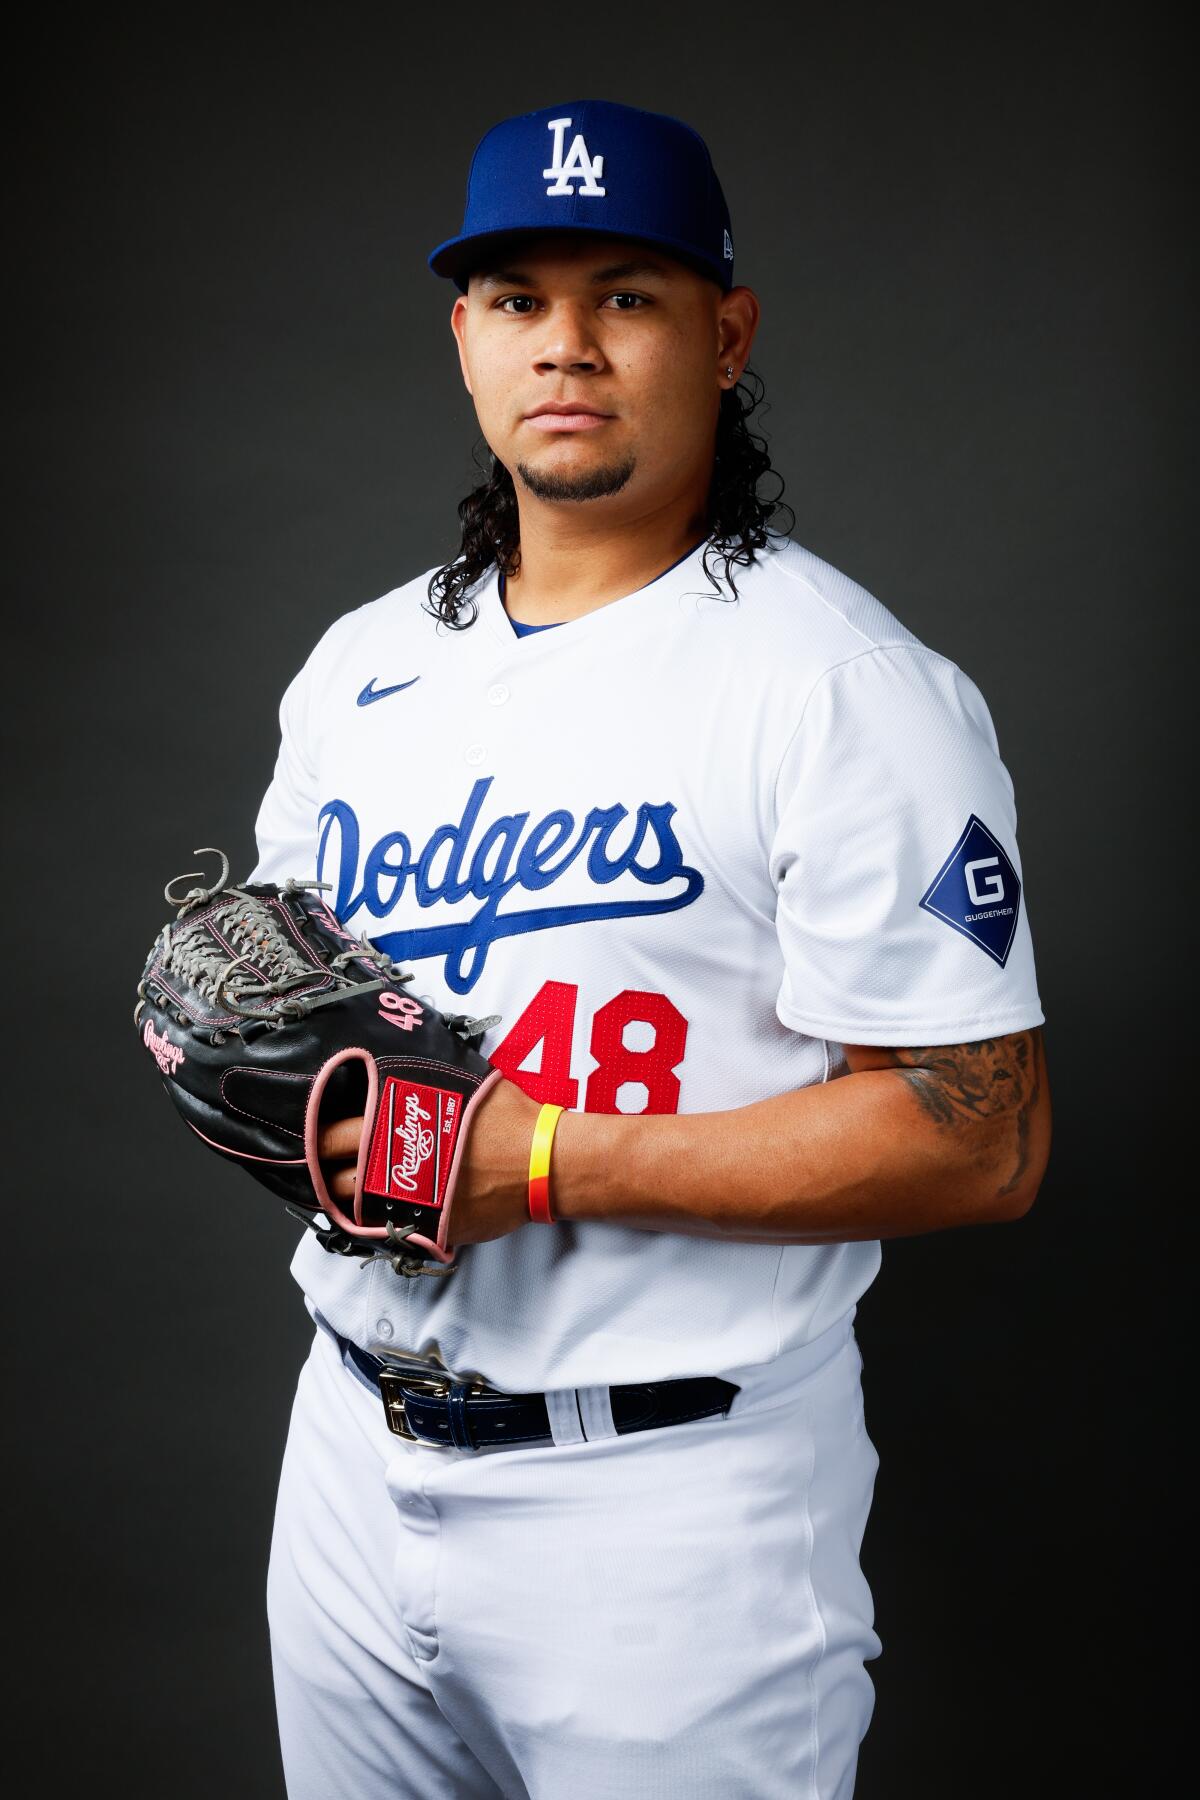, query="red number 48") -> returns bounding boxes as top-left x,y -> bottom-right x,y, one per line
487,979 -> 688,1115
